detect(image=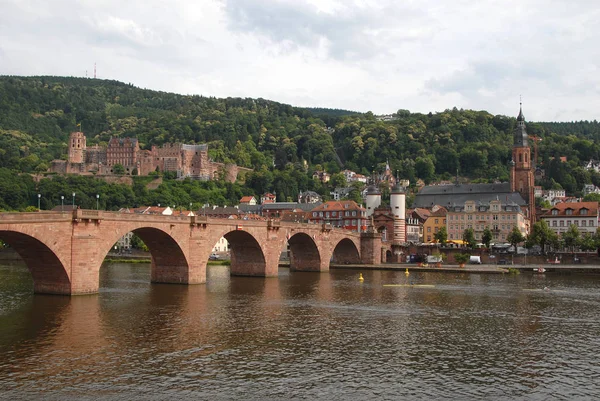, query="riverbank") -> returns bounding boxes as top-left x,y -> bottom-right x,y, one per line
329,262 -> 600,274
